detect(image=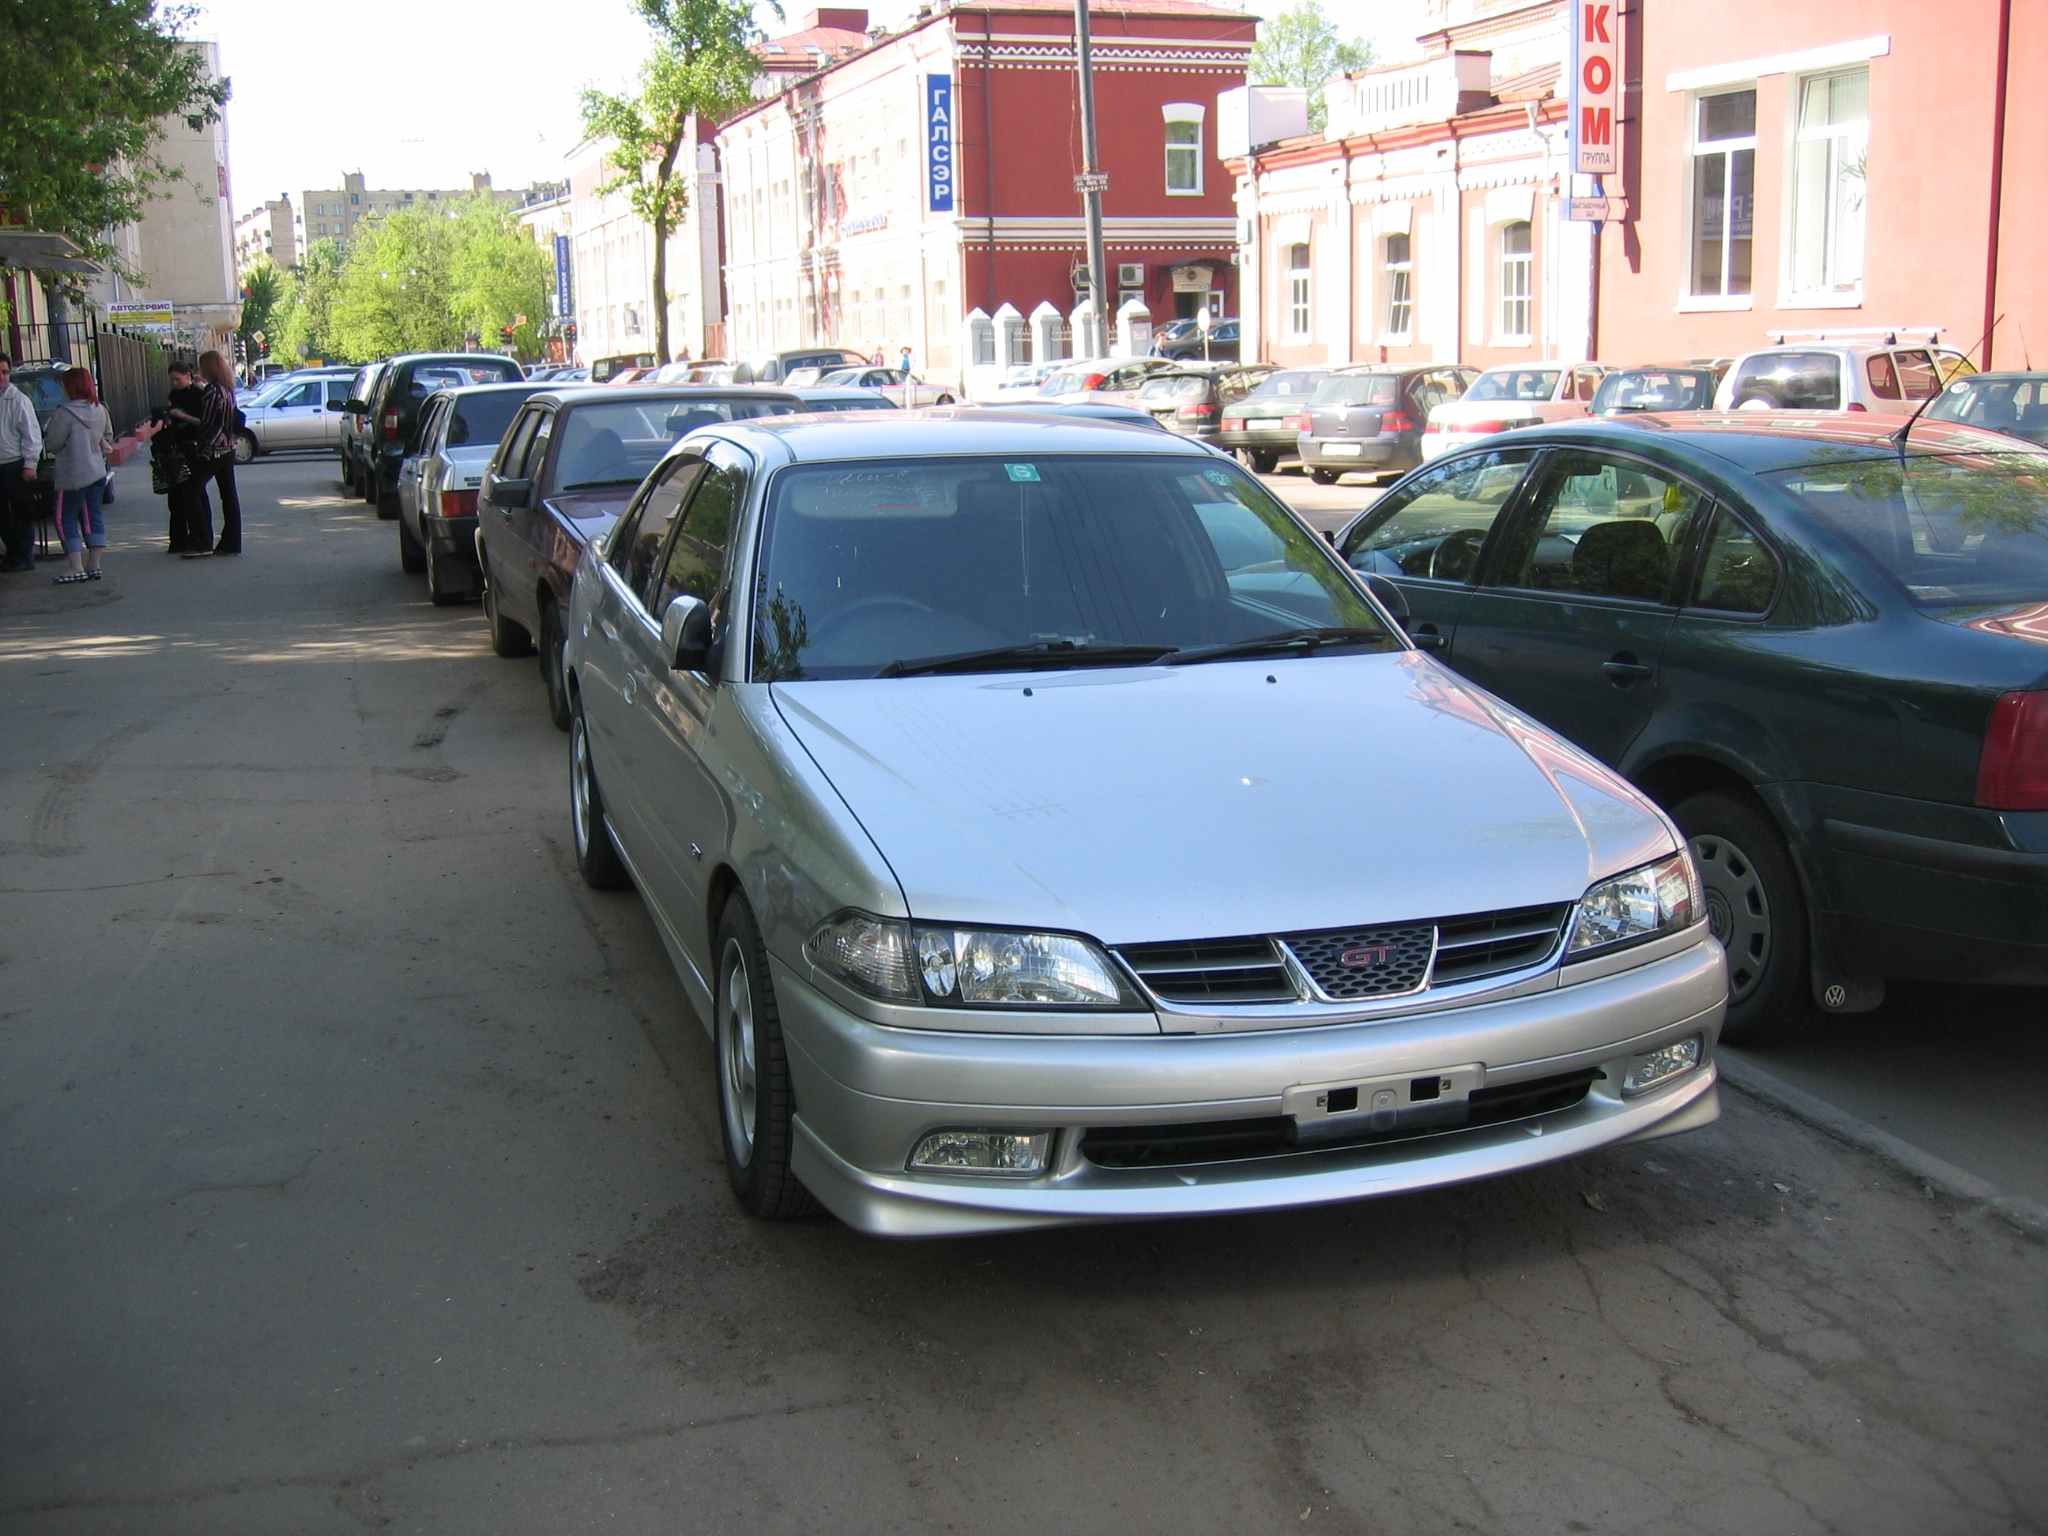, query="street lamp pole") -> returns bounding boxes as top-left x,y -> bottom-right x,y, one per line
1074,0 -> 1110,355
